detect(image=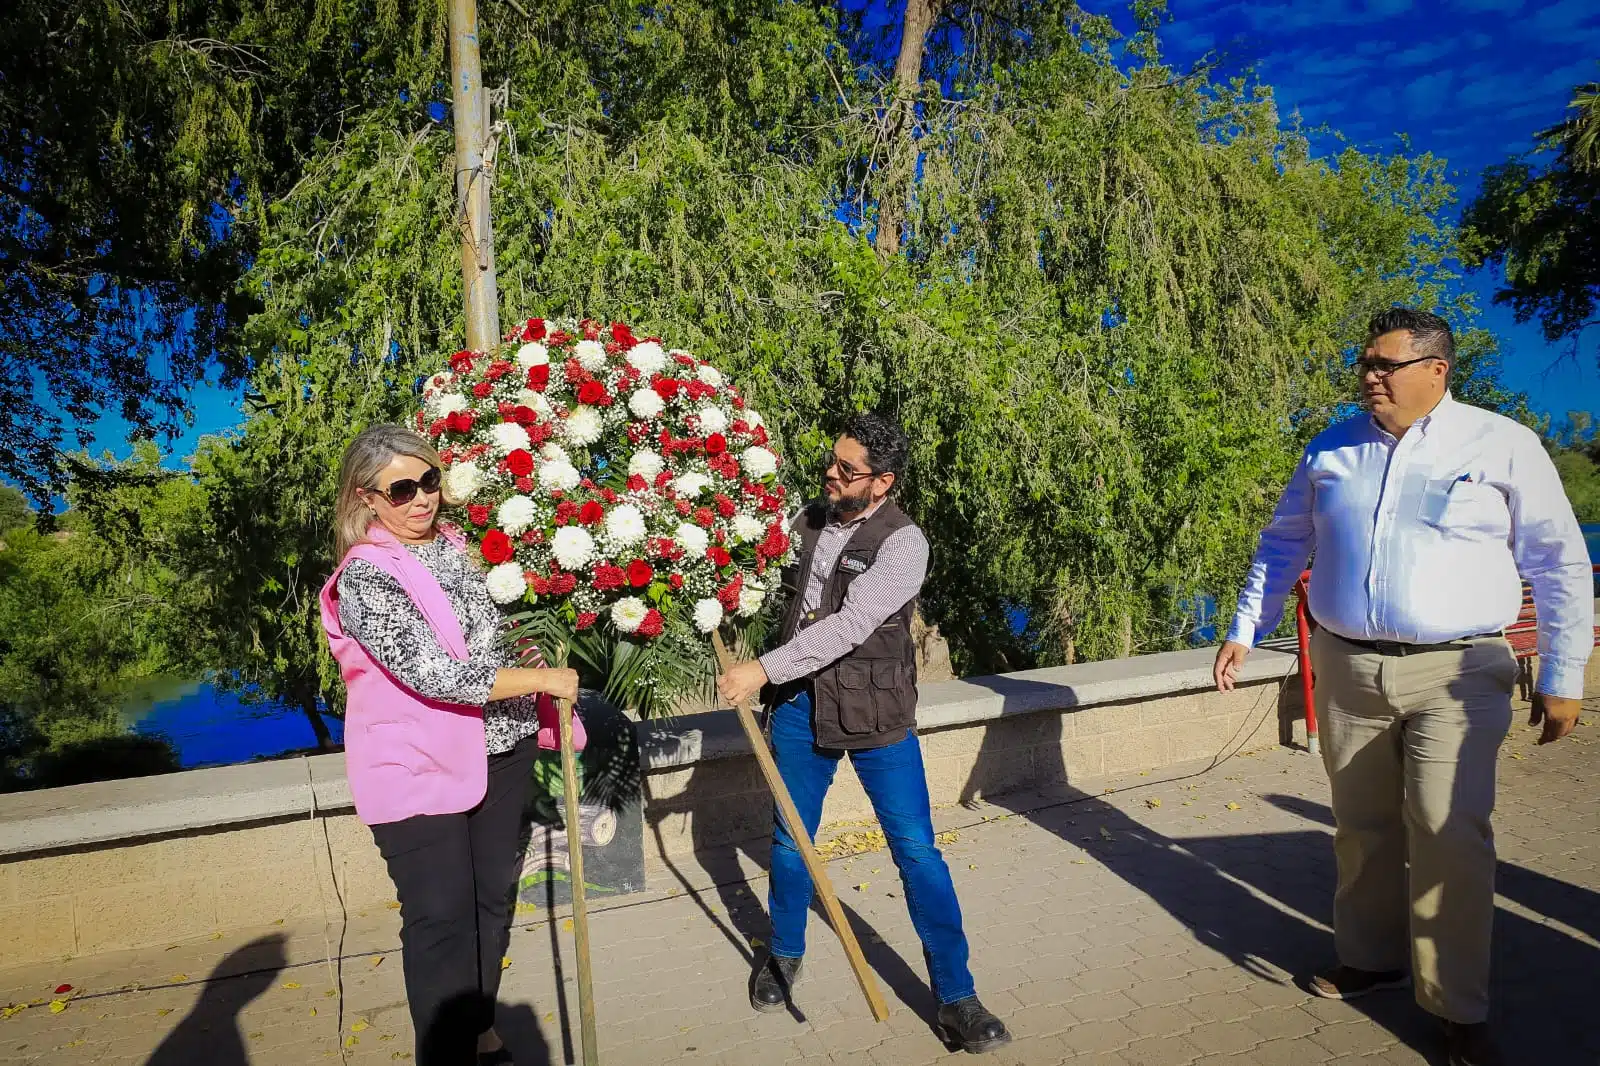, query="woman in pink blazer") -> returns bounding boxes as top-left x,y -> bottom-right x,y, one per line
320,425 -> 579,1066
